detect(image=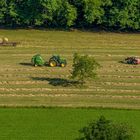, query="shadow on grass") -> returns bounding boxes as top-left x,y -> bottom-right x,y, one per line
118,61 -> 136,65
118,60 -> 125,64
19,62 -> 32,66
31,77 -> 81,87
20,62 -> 51,67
